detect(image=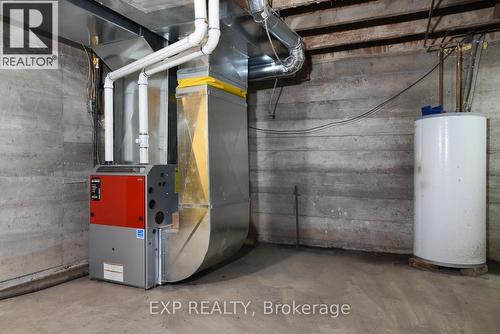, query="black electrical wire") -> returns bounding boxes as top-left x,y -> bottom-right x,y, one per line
263,11 -> 285,119
268,78 -> 284,119
83,45 -> 98,164
83,44 -> 102,165
250,51 -> 453,135
270,85 -> 284,119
